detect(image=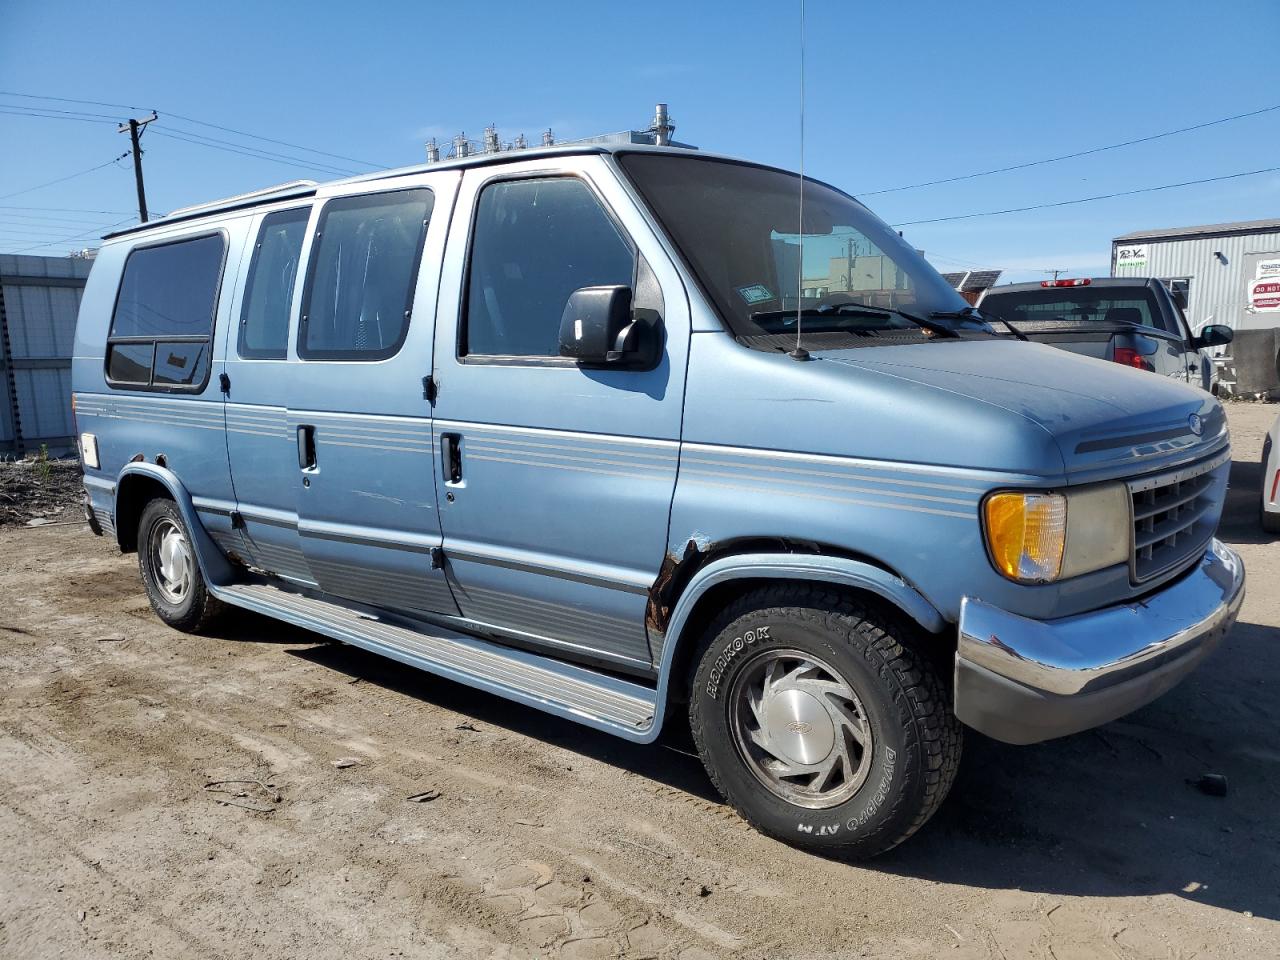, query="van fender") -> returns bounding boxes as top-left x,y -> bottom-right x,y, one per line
646,552 -> 946,741
114,463 -> 235,587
